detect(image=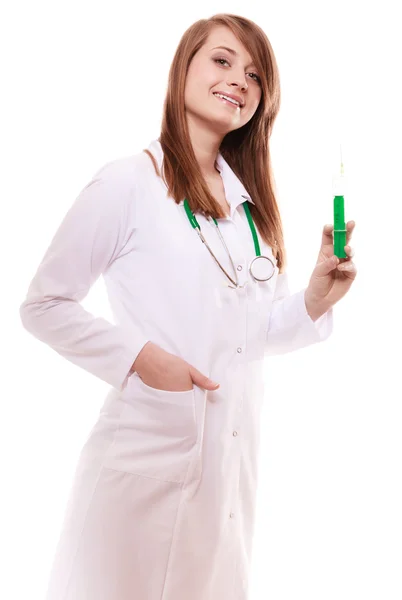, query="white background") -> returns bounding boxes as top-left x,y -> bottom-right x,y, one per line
2,1 -> 401,598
